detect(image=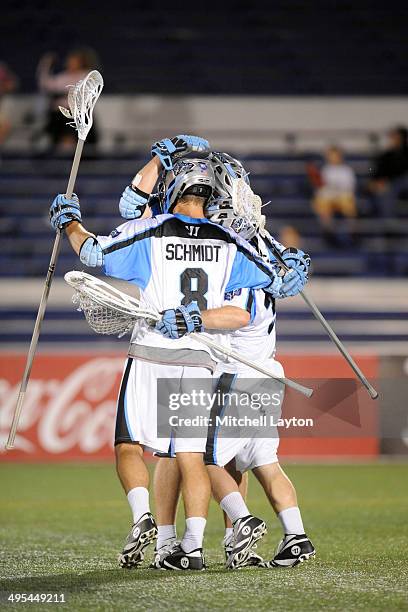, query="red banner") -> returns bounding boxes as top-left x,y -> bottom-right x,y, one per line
0,354 -> 123,461
0,353 -> 379,461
